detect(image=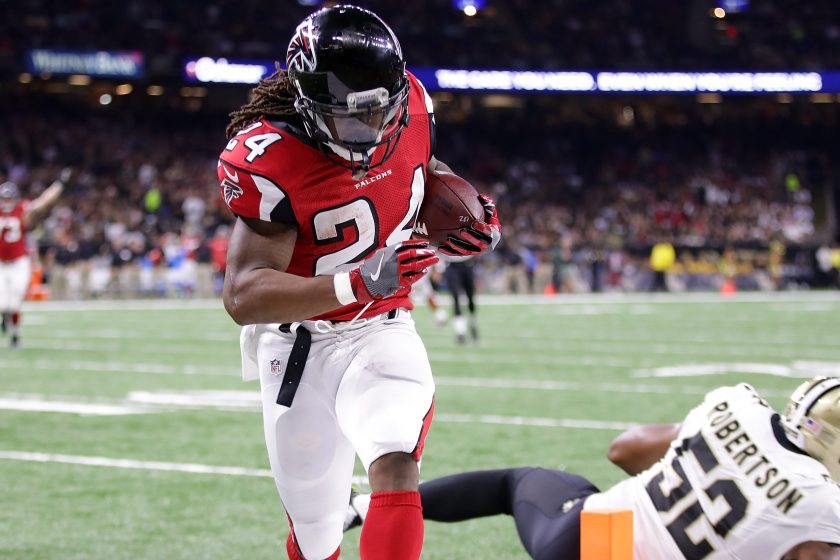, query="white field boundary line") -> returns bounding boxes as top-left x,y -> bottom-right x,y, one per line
34,324 -> 840,352
34,327 -> 840,354
0,451 -> 370,486
14,336 -> 840,364
22,291 -> 840,312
